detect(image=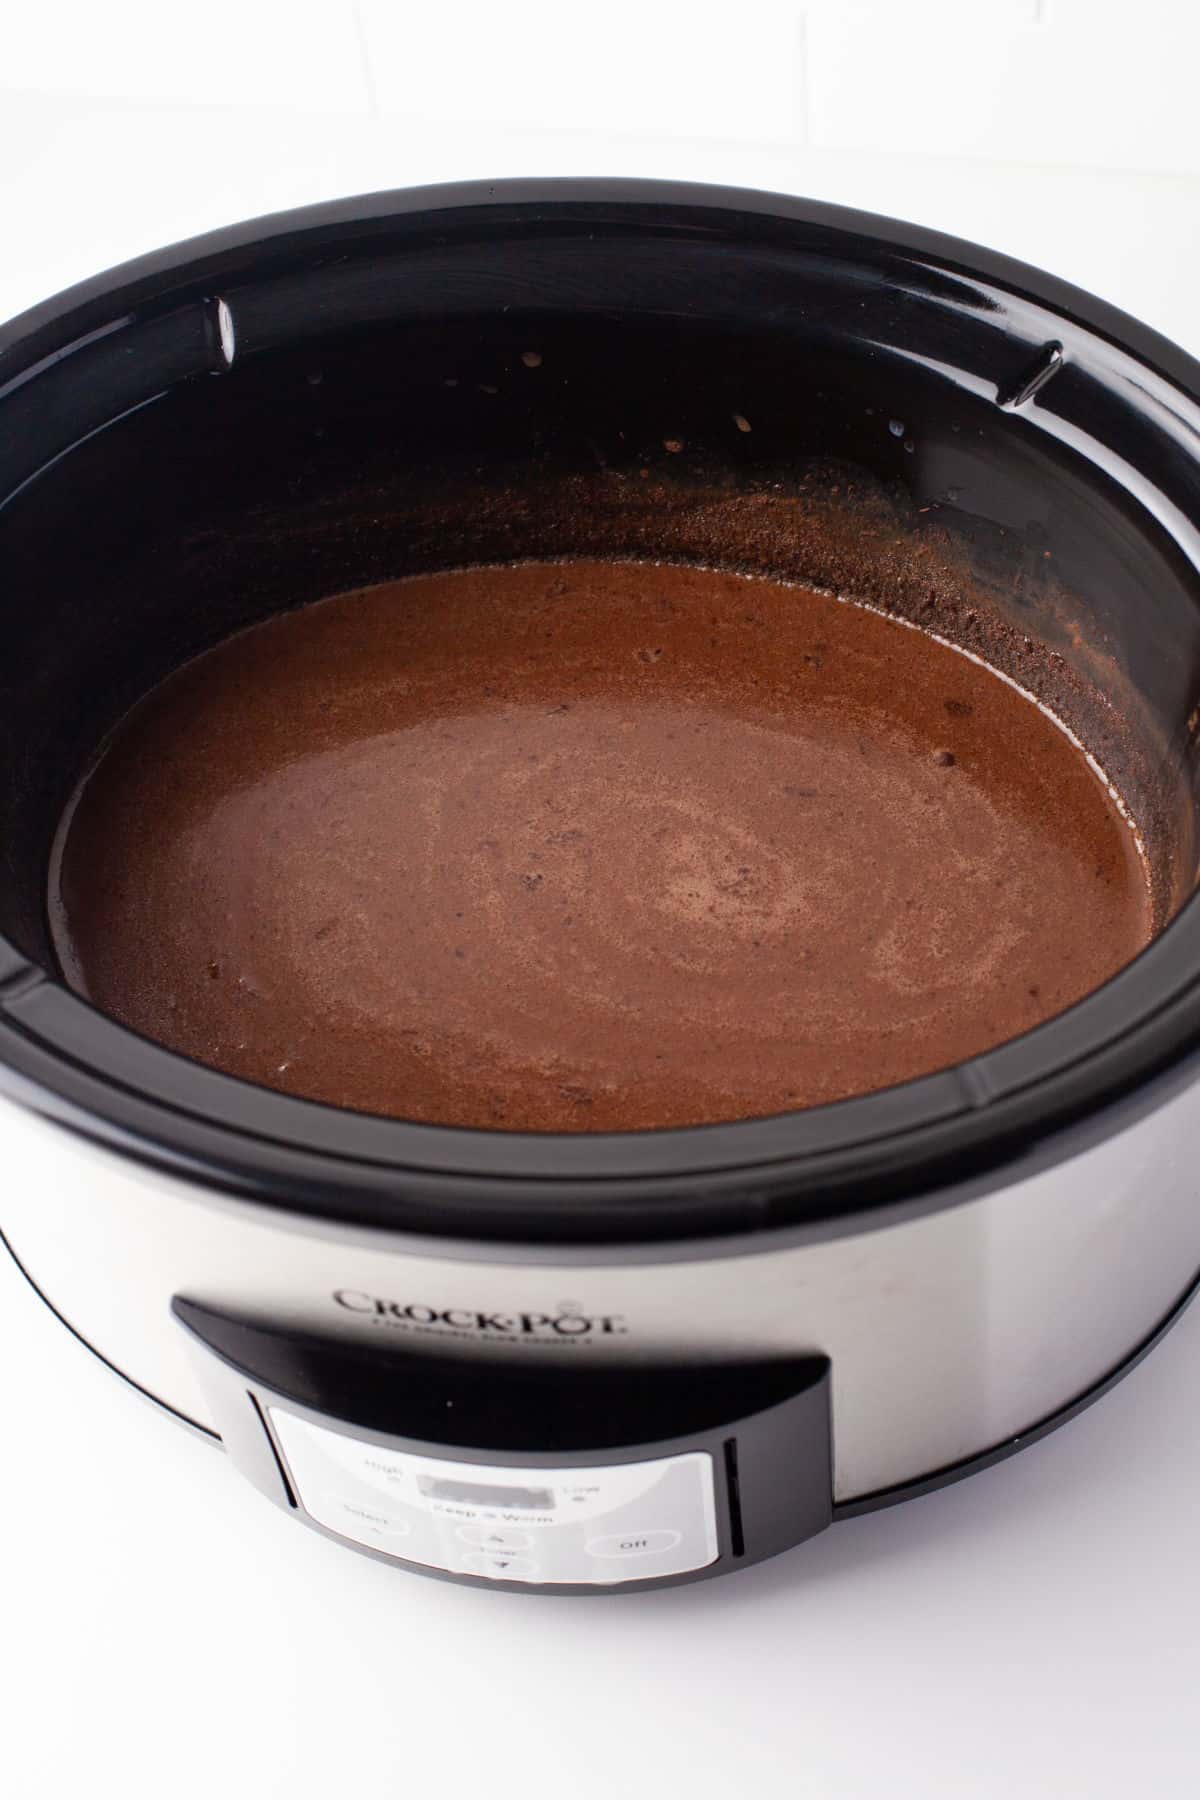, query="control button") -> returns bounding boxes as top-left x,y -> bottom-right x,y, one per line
456,1525 -> 533,1551
460,1552 -> 538,1580
586,1529 -> 683,1558
334,1499 -> 411,1537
